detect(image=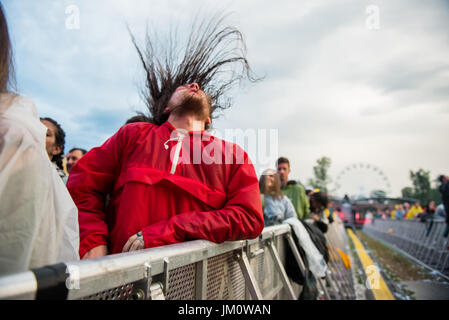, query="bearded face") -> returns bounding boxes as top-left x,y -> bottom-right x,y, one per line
166,83 -> 212,121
